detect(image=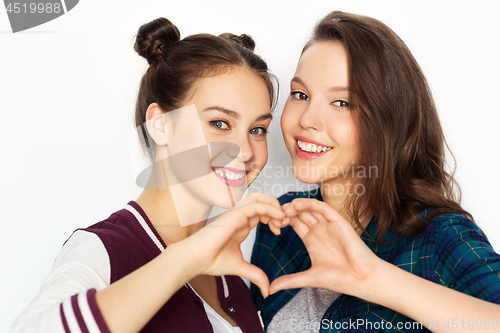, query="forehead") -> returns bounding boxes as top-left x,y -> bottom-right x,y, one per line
186,68 -> 271,119
295,41 -> 349,87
